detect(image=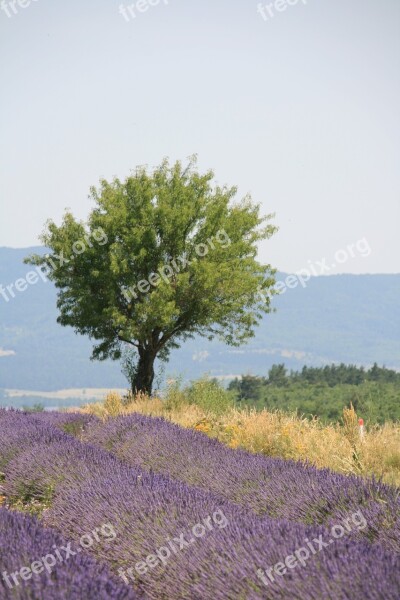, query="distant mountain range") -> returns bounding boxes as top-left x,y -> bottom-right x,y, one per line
1,247 -> 399,405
